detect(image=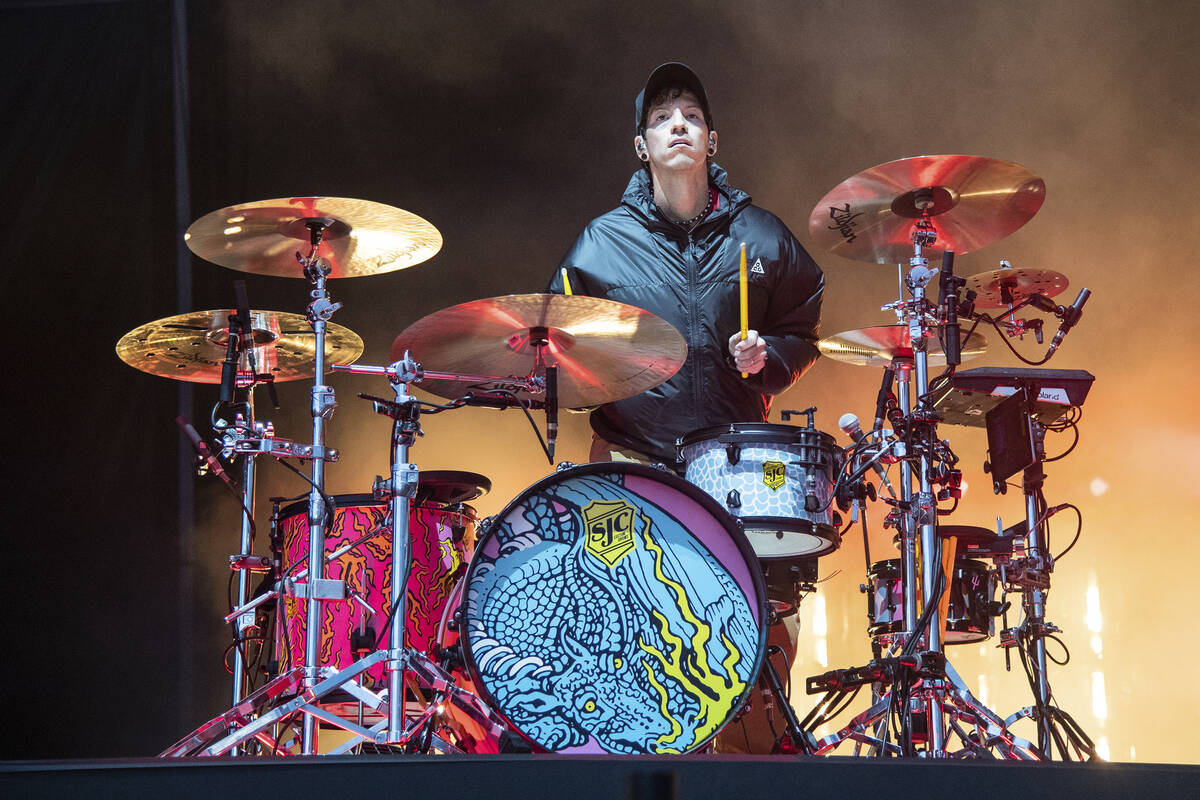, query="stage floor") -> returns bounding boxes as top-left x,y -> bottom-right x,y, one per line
3,754 -> 1198,800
